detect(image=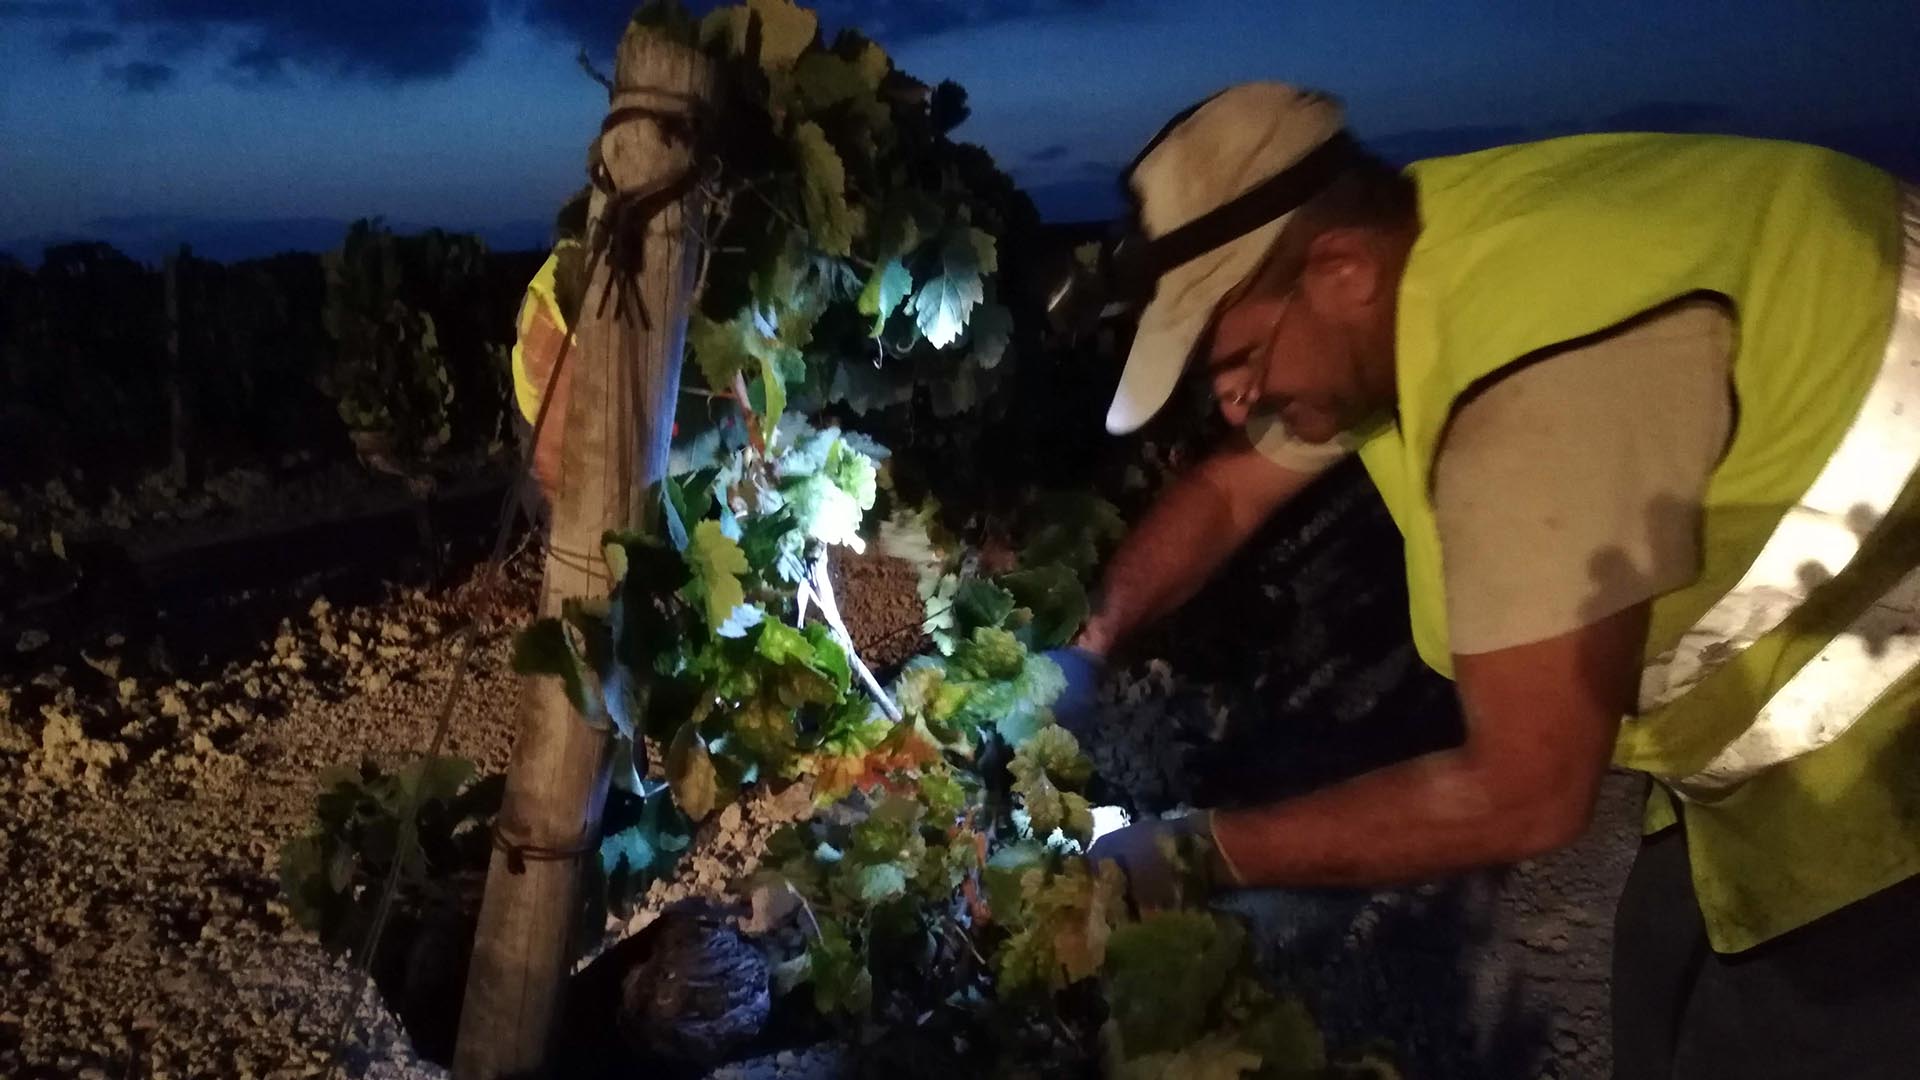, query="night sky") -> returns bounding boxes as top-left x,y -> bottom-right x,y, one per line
2,1 -> 1915,264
